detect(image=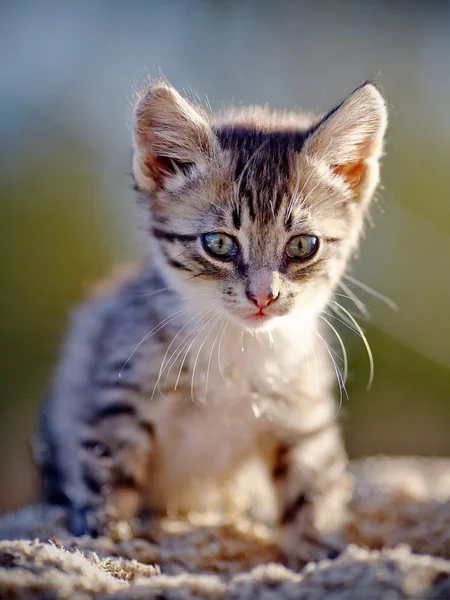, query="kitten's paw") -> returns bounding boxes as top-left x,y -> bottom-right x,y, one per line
67,505 -> 108,538
285,534 -> 346,569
